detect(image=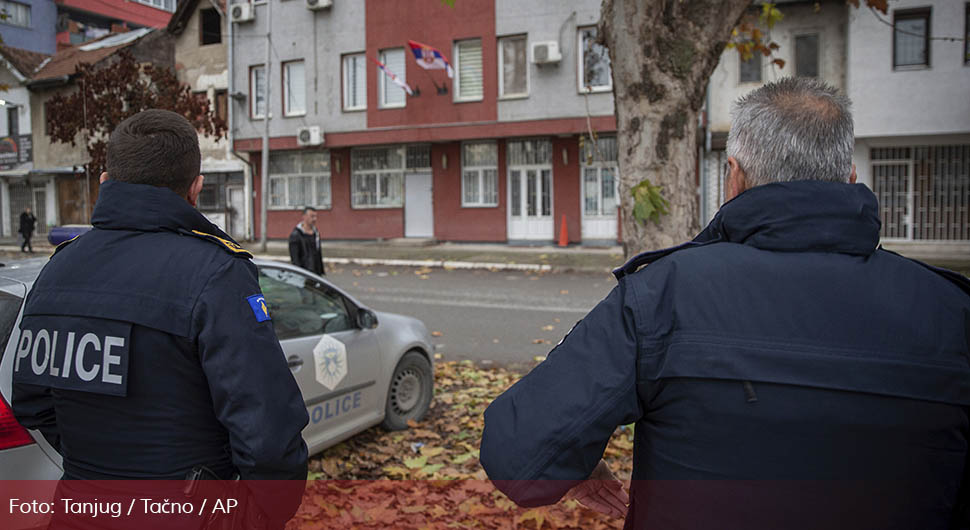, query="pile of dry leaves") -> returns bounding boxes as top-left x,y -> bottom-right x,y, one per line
289,360 -> 635,529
